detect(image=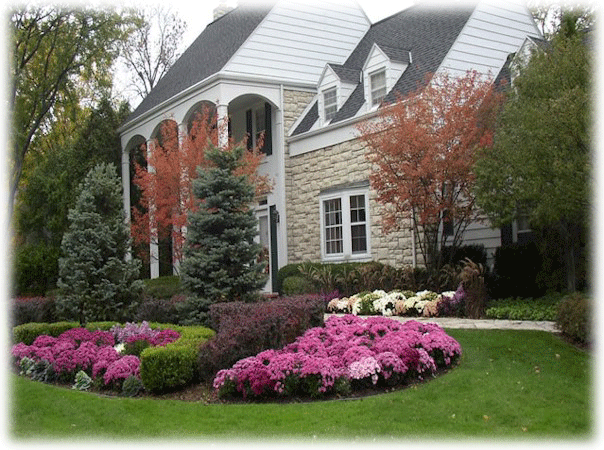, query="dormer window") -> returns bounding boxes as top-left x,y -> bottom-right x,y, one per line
370,70 -> 387,106
323,87 -> 337,122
